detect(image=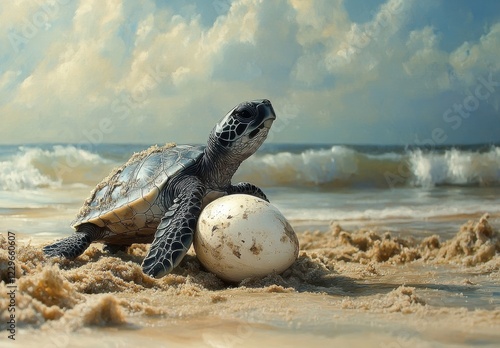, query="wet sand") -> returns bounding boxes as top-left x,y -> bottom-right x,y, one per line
1,214 -> 499,347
